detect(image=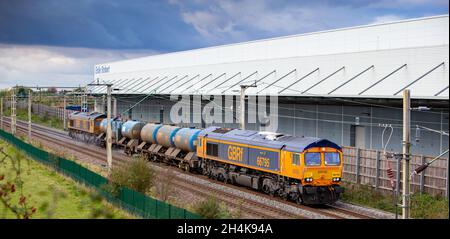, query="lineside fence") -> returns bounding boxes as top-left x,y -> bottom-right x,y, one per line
0,128 -> 201,219
5,100 -> 92,120
342,146 -> 449,198
15,100 -> 75,120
